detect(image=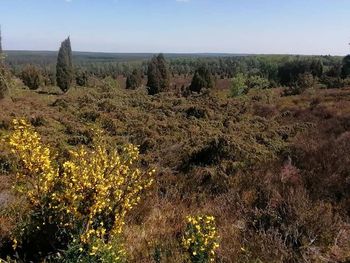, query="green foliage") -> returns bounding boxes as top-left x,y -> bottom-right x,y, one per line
75,69 -> 88,87
284,72 -> 315,96
52,237 -> 126,263
341,55 -> 350,79
0,64 -> 10,99
182,215 -> 219,263
20,64 -> 42,90
278,59 -> 323,86
189,65 -> 214,93
0,26 -> 2,55
147,54 -> 170,95
126,68 -> 142,90
246,75 -> 270,90
56,37 -> 73,92
230,73 -> 247,97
